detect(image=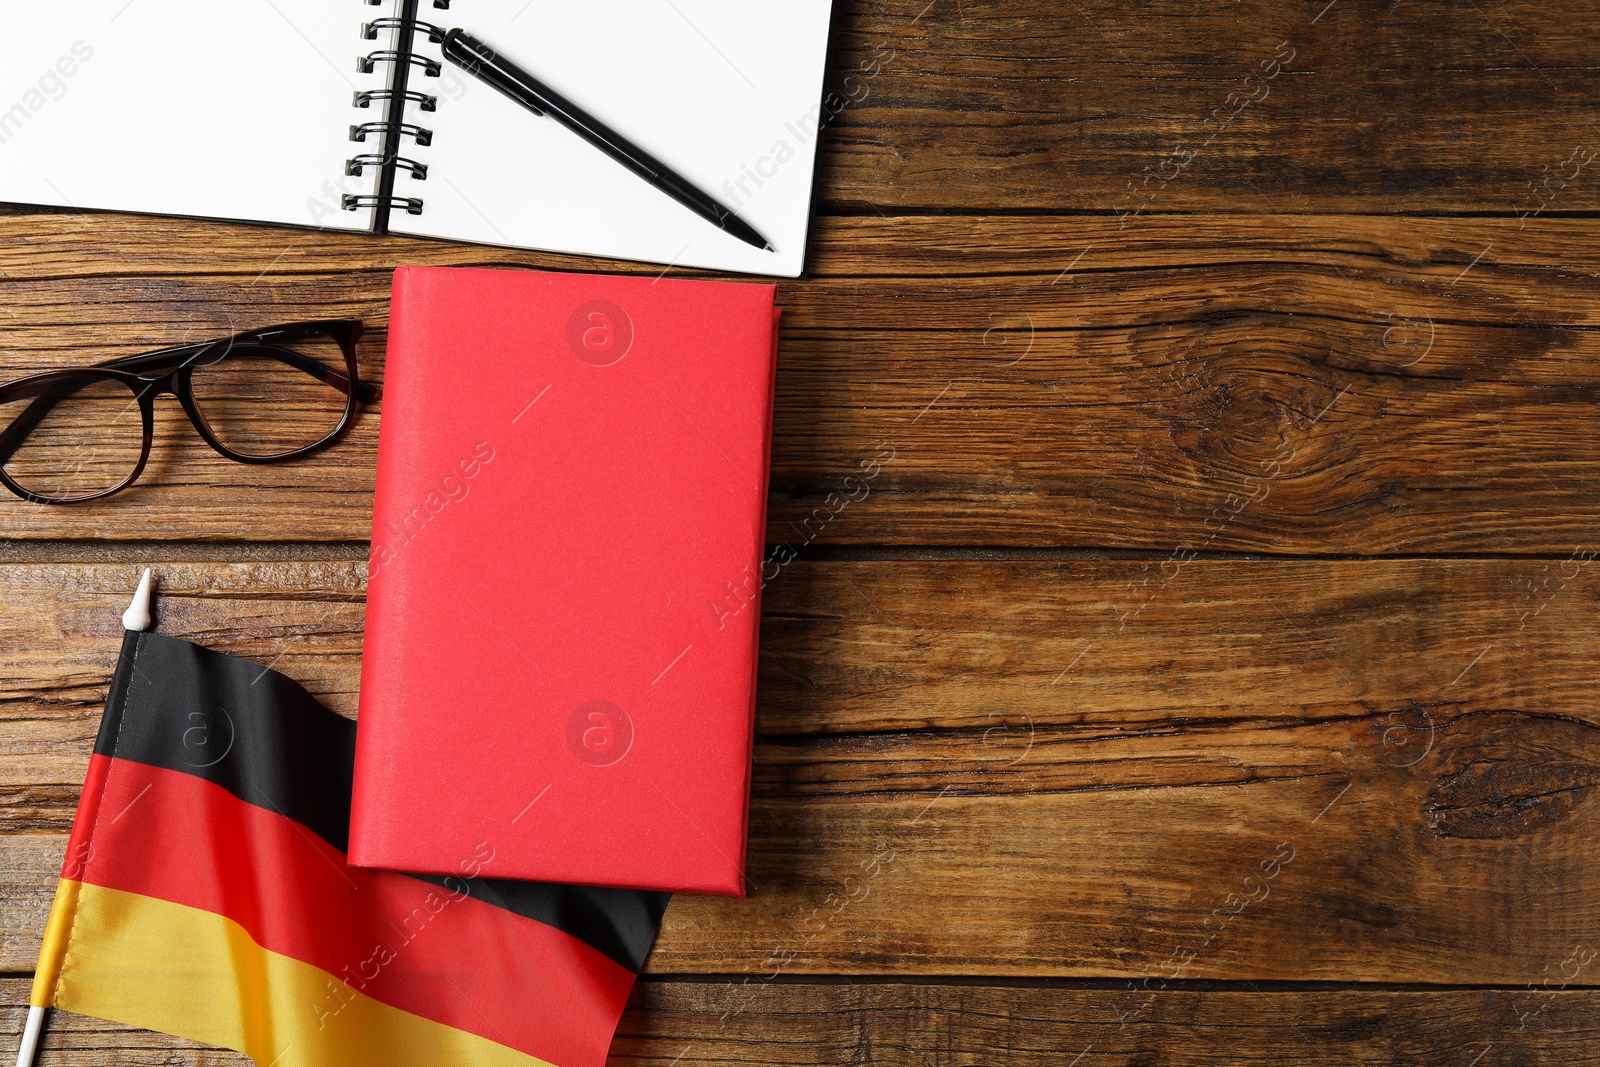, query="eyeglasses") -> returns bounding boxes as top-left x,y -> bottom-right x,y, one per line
0,321 -> 375,504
